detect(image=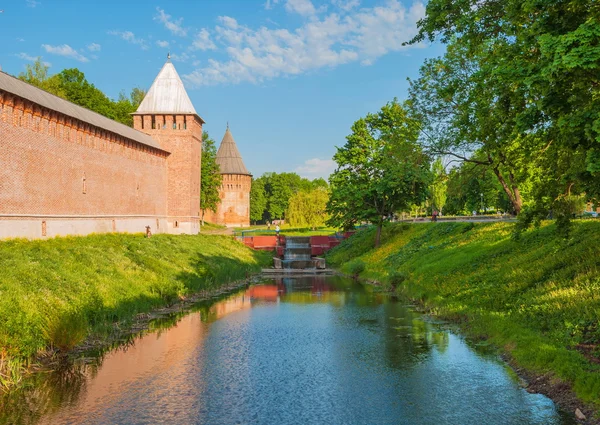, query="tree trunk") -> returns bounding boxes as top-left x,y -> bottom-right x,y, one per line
492,166 -> 522,214
201,210 -> 205,226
